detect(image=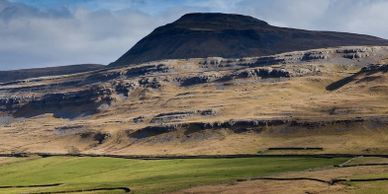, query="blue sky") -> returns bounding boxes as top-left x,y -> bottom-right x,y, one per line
1,0 -> 388,70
